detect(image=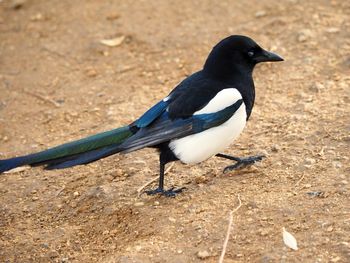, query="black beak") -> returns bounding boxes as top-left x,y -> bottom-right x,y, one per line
254,49 -> 284,63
